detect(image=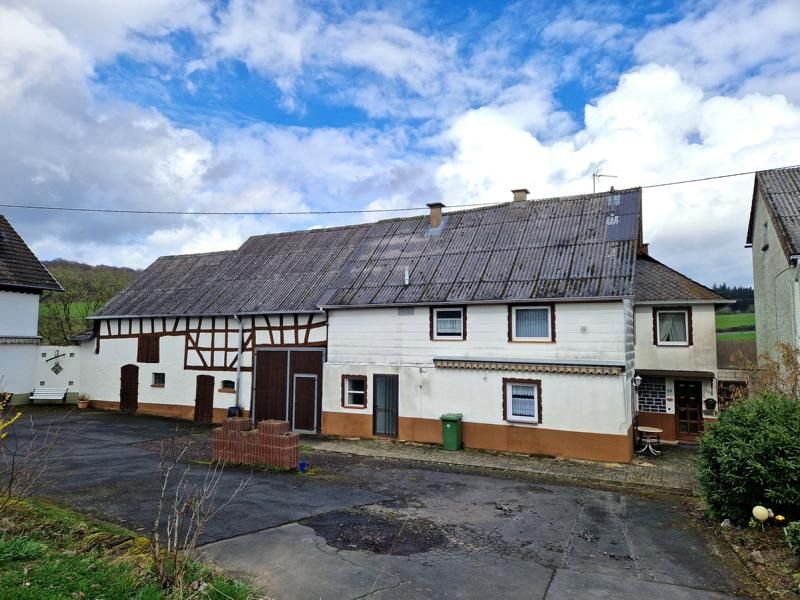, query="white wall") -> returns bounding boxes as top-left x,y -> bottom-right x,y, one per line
79,335 -> 252,412
751,193 -> 798,361
33,346 -> 81,394
327,302 -> 627,366
0,343 -> 38,395
323,363 -> 629,435
0,291 -> 40,337
633,304 -> 717,373
324,301 -> 630,435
